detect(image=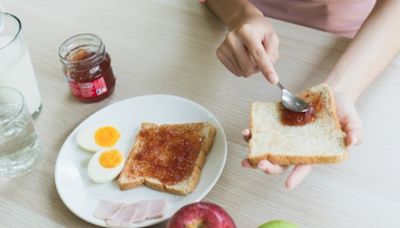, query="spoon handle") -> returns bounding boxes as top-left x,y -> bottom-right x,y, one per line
276,82 -> 285,91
